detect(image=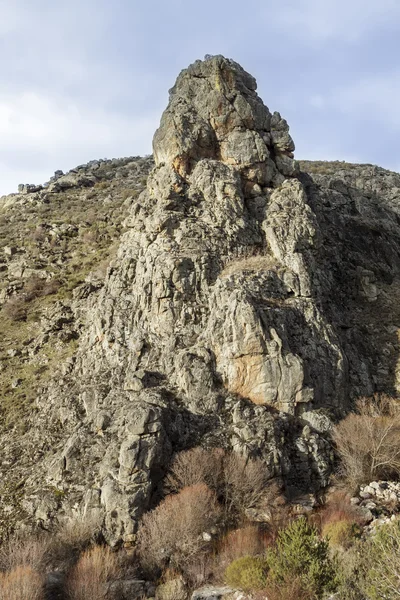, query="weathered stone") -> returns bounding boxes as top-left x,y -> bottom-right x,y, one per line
191,587 -> 237,600
1,56 -> 400,546
3,246 -> 17,257
108,579 -> 156,600
156,577 -> 187,600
